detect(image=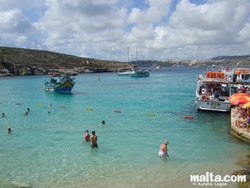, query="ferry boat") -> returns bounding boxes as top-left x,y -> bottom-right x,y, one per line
44,73 -> 76,93
196,71 -> 231,112
223,67 -> 250,94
